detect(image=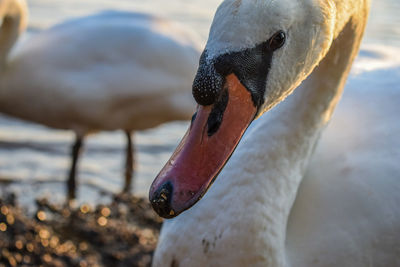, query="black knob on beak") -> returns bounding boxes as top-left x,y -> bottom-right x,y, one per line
192,51 -> 224,106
